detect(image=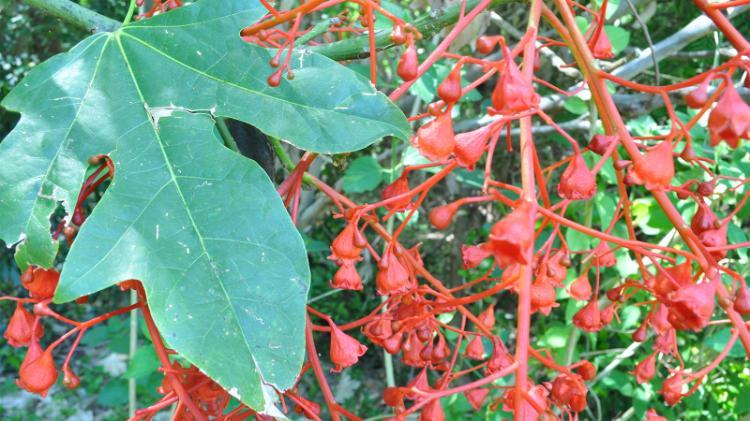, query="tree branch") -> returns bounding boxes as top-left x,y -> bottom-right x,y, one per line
22,0 -> 121,33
